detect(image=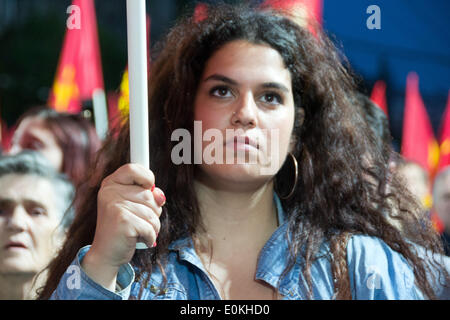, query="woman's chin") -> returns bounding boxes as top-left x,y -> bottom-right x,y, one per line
196,163 -> 276,190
